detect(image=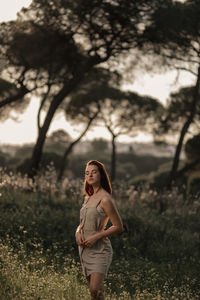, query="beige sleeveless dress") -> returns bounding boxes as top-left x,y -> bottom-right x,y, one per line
78,198 -> 113,277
